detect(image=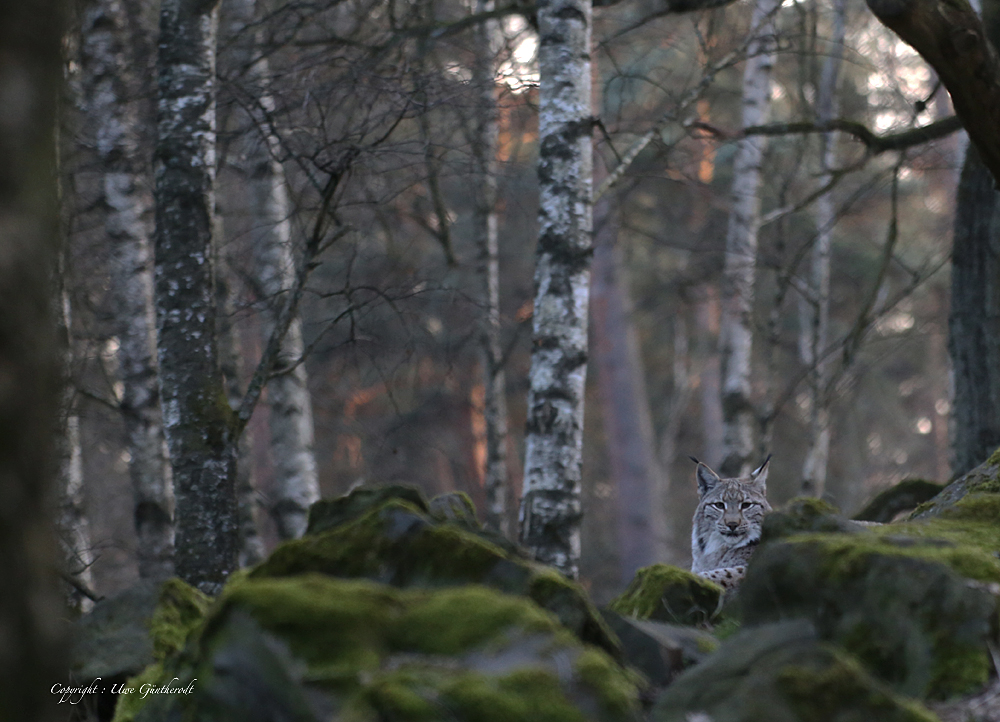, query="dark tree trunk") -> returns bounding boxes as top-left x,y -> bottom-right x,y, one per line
0,3 -> 68,719
949,144 -> 1000,476
155,0 -> 238,594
